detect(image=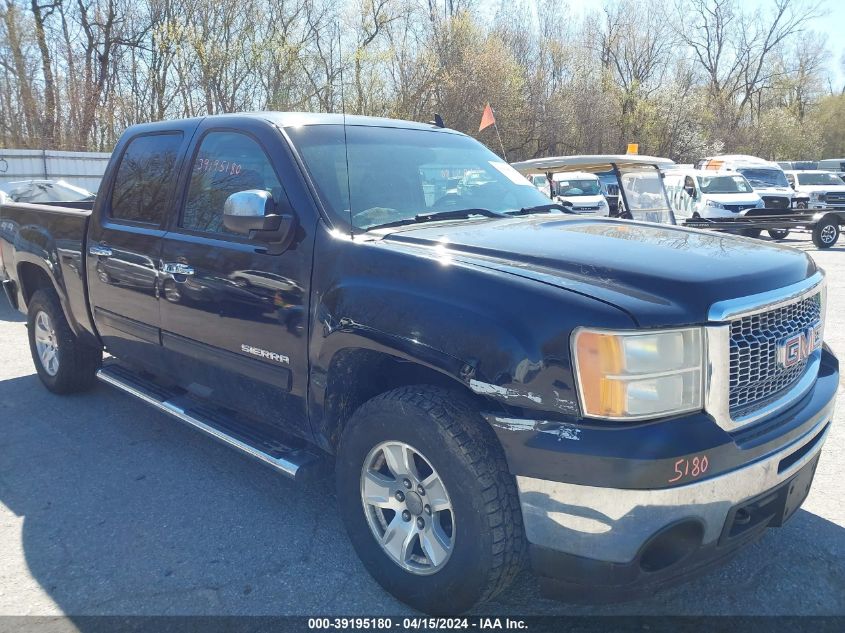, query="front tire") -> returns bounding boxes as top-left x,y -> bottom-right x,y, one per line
336,386 -> 525,614
812,216 -> 839,248
27,288 -> 102,394
767,229 -> 790,240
